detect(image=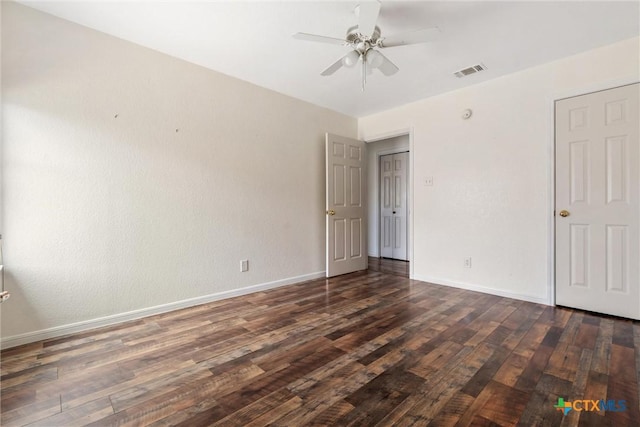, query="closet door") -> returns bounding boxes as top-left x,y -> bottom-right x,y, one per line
555,83 -> 639,319
380,152 -> 408,261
